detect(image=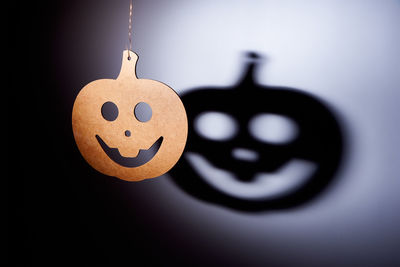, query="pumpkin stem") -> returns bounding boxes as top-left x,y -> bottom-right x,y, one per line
237,52 -> 262,87
117,50 -> 139,80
